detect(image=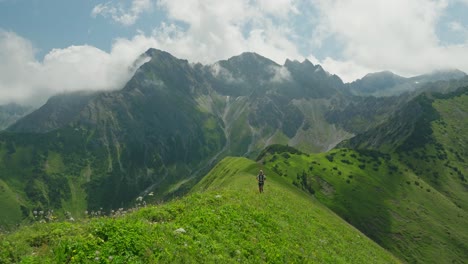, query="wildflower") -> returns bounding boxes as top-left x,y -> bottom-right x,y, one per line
174,228 -> 186,234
